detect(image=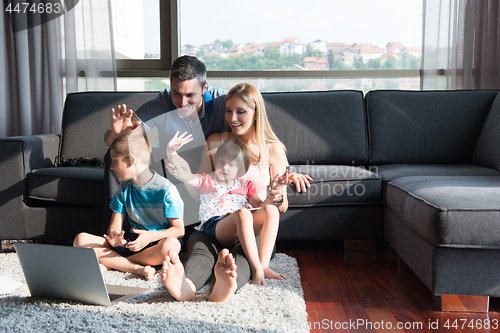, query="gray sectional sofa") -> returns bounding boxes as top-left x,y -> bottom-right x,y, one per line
1,88 -> 500,311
